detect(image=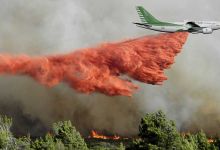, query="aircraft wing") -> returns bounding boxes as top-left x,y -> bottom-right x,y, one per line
186,22 -> 204,32
186,22 -> 201,28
